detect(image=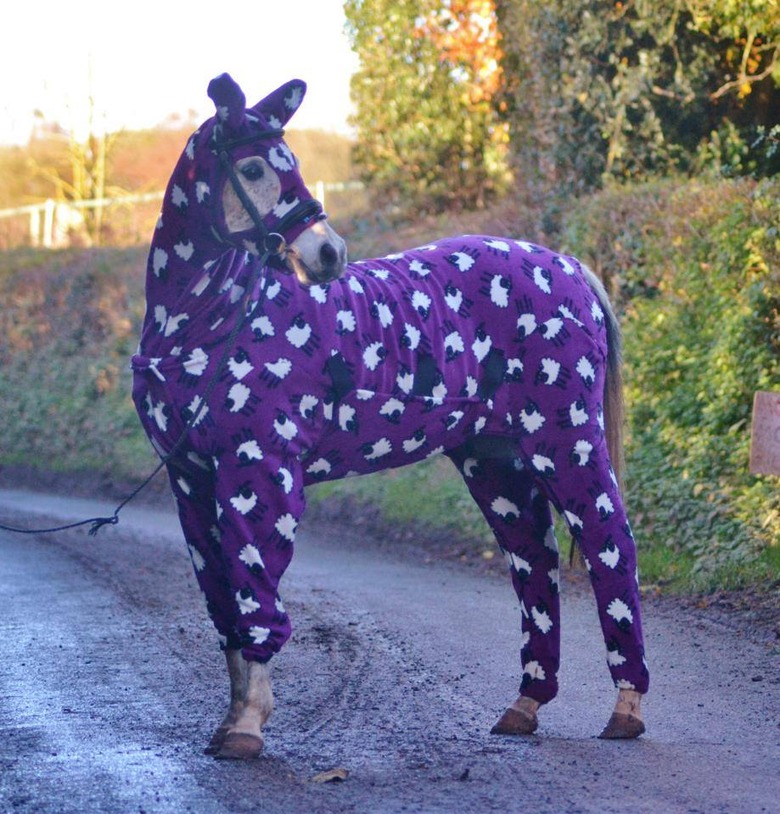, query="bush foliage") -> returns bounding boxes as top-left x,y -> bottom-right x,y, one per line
346,0 -> 780,219
498,0 -> 780,196
345,0 -> 511,215
0,248 -> 154,478
563,177 -> 780,578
